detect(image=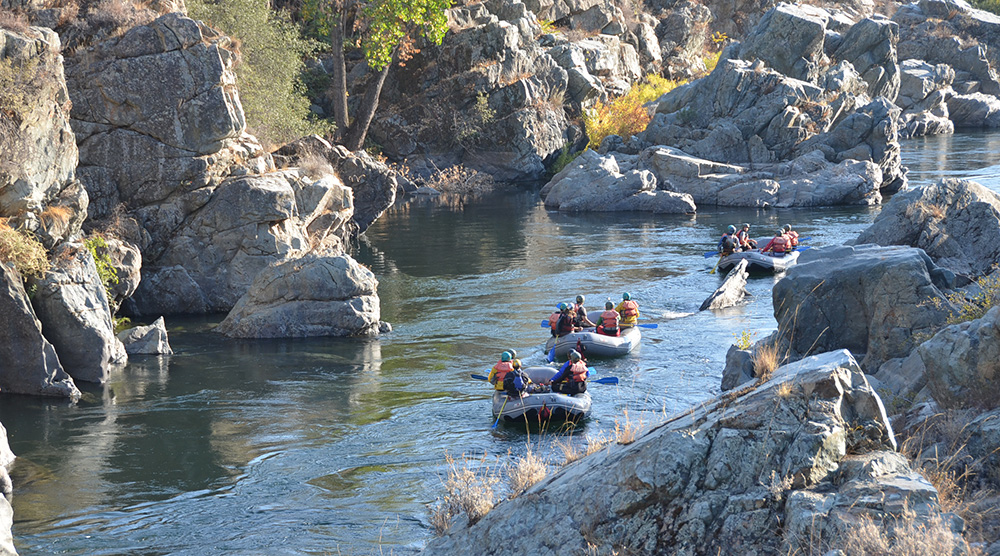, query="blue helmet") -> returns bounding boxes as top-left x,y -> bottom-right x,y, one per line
558,302 -> 569,311
727,225 -> 736,234
622,292 -> 631,301
501,351 -> 512,362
